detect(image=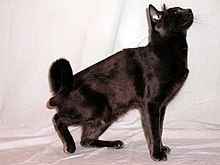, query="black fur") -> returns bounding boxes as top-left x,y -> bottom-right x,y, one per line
49,59 -> 73,106
48,4 -> 193,161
